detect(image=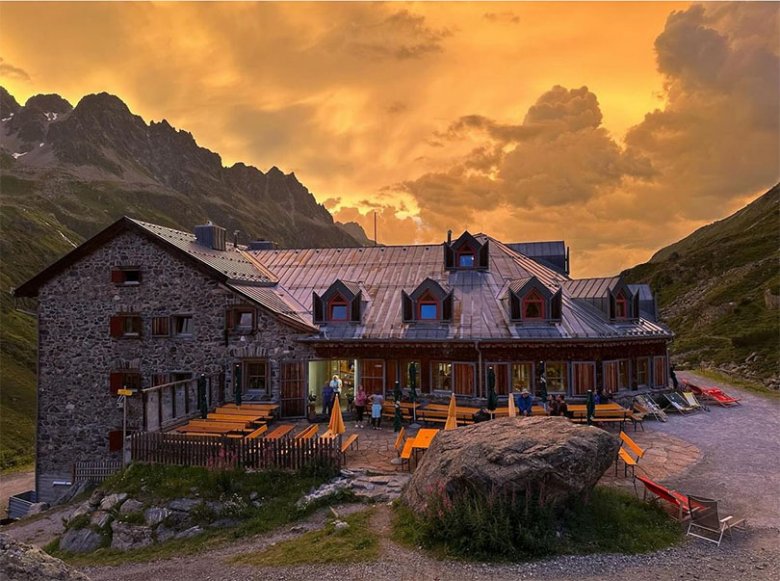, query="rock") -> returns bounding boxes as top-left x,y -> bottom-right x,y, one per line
0,534 -> 92,580
119,499 -> 144,515
26,503 -> 49,516
59,528 -> 104,554
144,507 -> 170,527
401,417 -> 619,514
368,476 -> 390,484
155,525 -> 176,543
174,526 -> 203,540
333,520 -> 349,531
53,481 -> 92,507
249,492 -> 258,501
88,490 -> 104,508
65,501 -> 92,525
167,498 -> 199,513
162,510 -> 190,529
110,521 -> 153,551
89,511 -> 112,529
99,493 -> 127,512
